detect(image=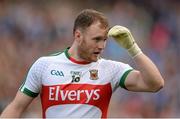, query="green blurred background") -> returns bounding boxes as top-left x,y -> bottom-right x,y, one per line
0,0 -> 180,117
